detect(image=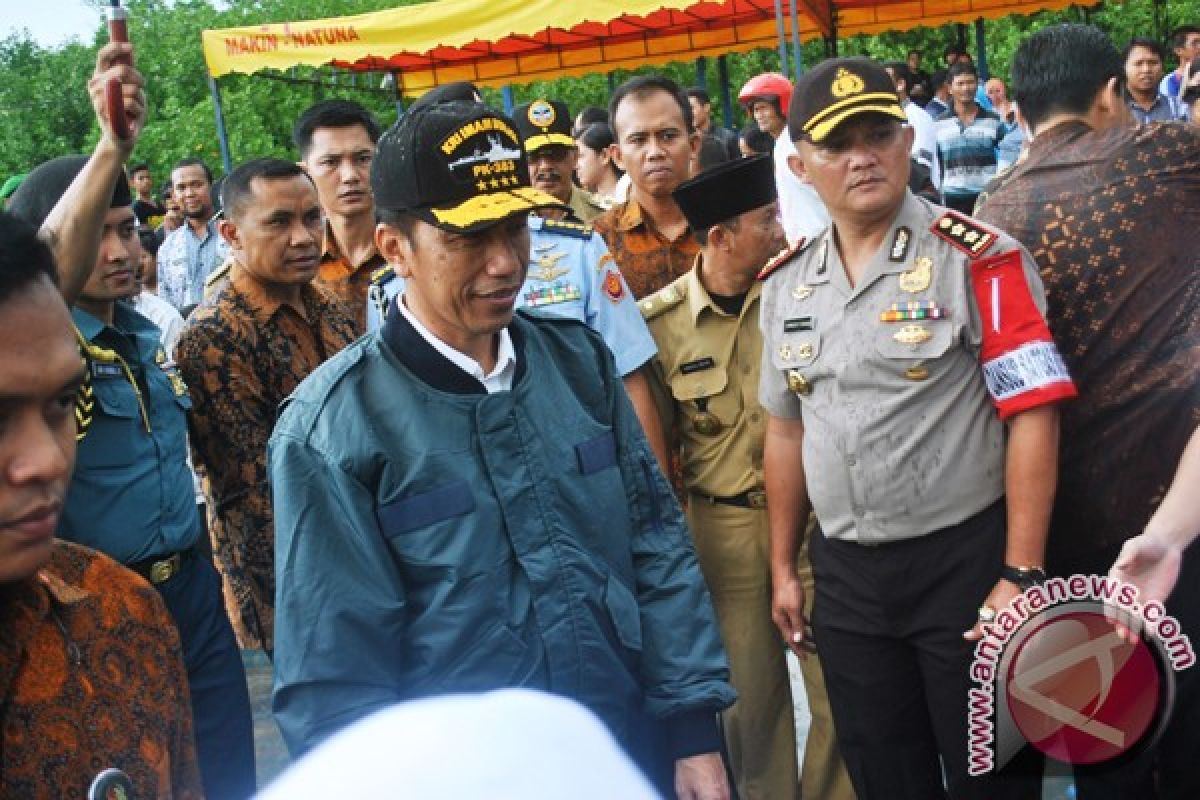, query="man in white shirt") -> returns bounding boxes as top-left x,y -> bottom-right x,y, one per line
885,61 -> 941,189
